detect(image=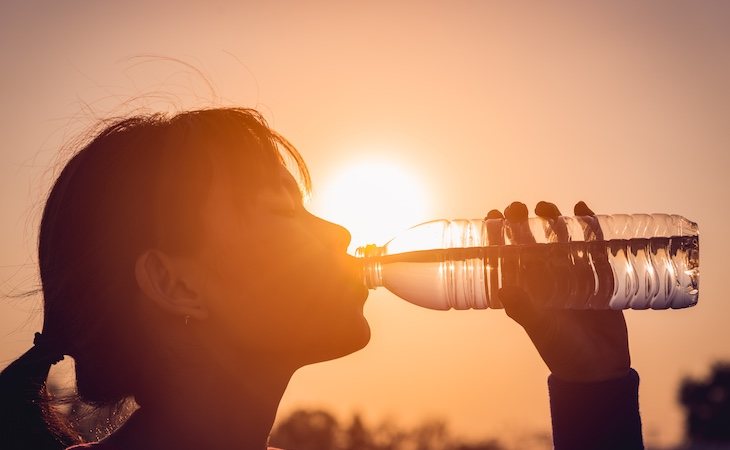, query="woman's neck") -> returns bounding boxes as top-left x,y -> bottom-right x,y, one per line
110,343 -> 295,450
